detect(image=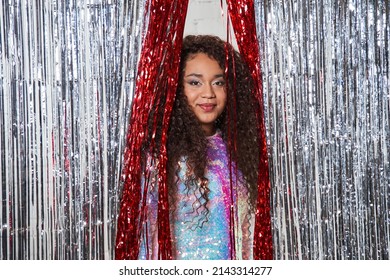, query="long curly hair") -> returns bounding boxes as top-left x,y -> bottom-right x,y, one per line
145,34 -> 261,214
